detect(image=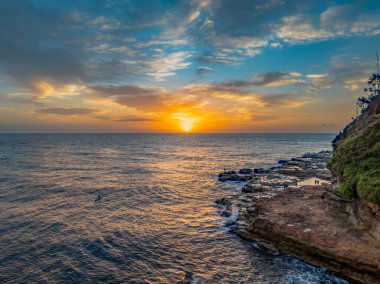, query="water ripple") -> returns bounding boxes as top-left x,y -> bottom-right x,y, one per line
0,133 -> 345,283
